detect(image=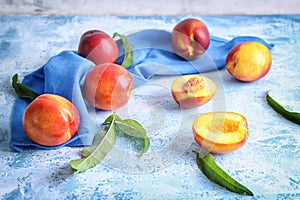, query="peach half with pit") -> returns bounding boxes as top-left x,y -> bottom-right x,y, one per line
226,41 -> 272,82
192,112 -> 249,154
171,75 -> 217,108
22,94 -> 80,146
